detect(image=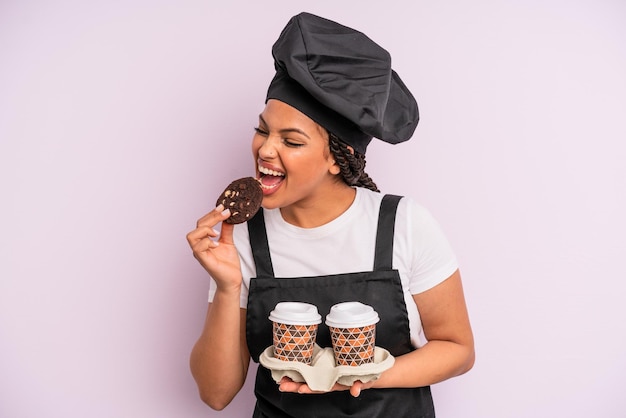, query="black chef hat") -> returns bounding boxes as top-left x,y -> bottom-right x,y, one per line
266,12 -> 419,154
